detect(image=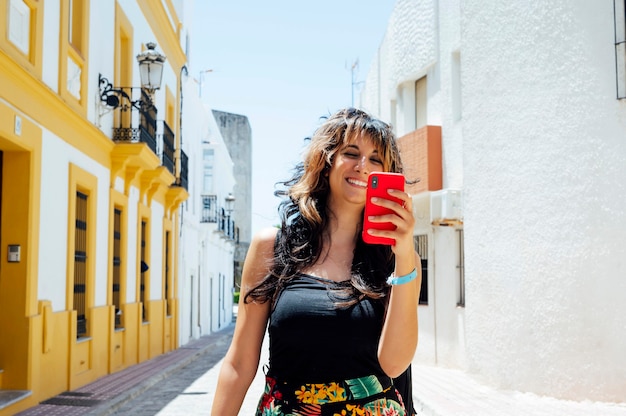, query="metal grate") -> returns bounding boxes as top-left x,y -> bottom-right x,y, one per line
113,208 -> 123,328
457,229 -> 465,307
59,392 -> 93,397
140,220 -> 148,322
74,191 -> 88,337
165,230 -> 171,316
41,397 -> 101,407
614,0 -> 626,98
414,235 -> 428,305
